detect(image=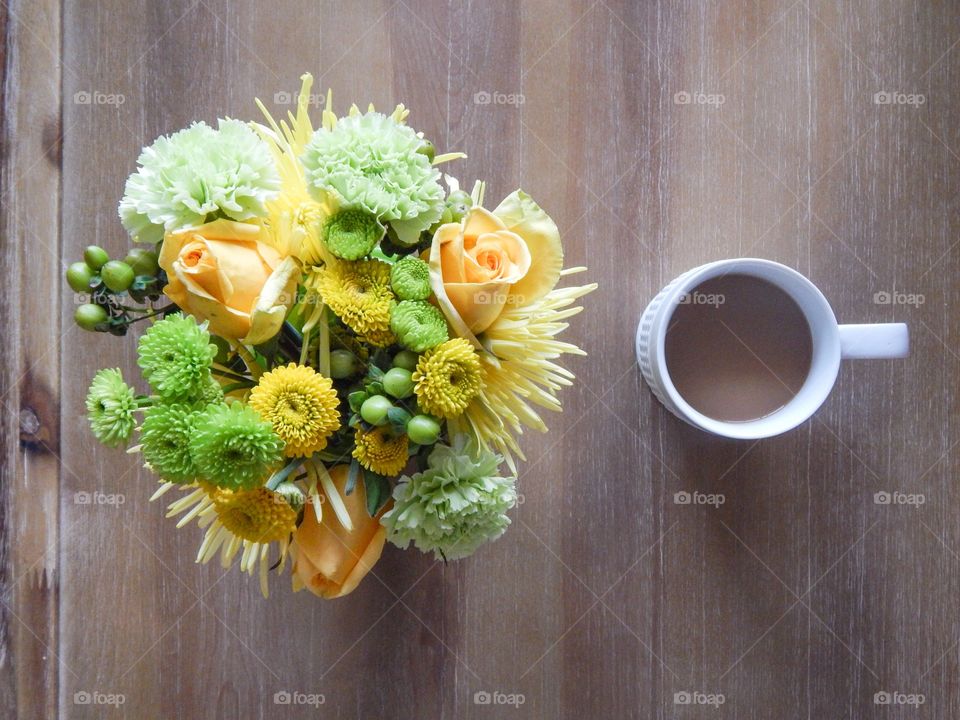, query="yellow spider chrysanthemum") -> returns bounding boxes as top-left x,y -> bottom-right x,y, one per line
249,363 -> 341,457
412,338 -> 483,418
308,258 -> 396,346
198,487 -> 298,597
453,273 -> 597,472
254,73 -> 336,266
353,426 -> 409,476
153,482 -> 296,597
